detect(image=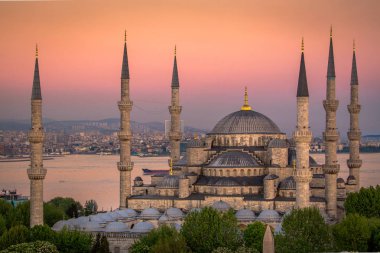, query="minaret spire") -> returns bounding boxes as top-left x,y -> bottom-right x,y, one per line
241,87 -> 252,111
169,46 -> 182,163
117,32 -> 134,208
28,45 -> 46,226
293,37 -> 312,209
323,27 -> 340,219
347,40 -> 362,192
